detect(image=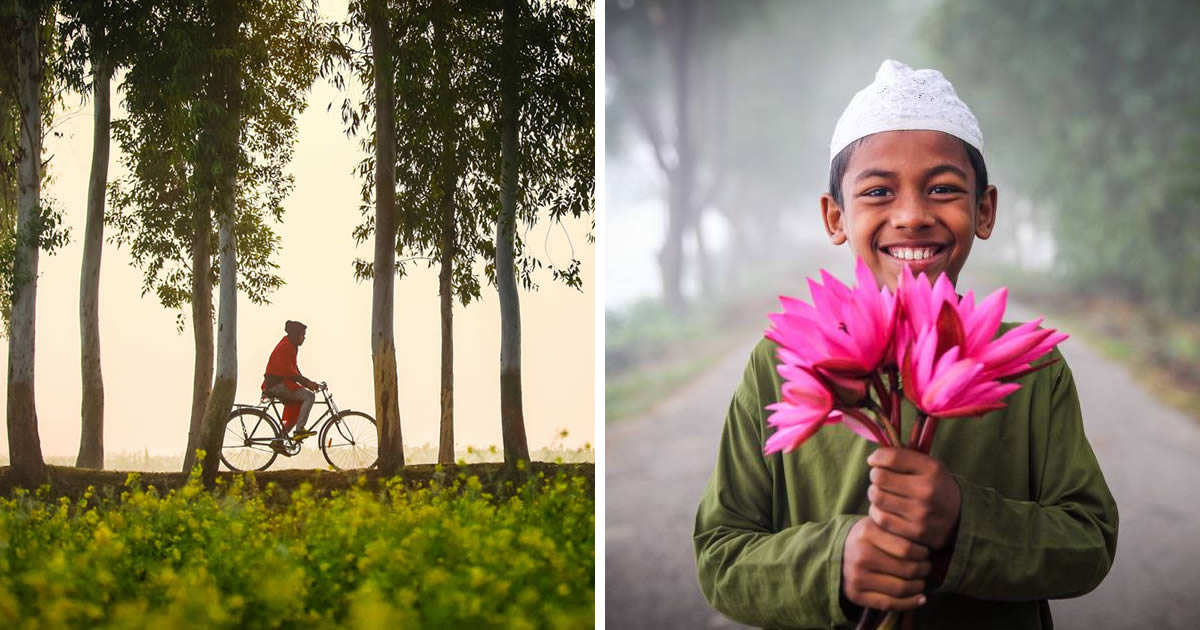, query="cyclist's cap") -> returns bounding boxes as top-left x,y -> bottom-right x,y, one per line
285,320 -> 307,334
